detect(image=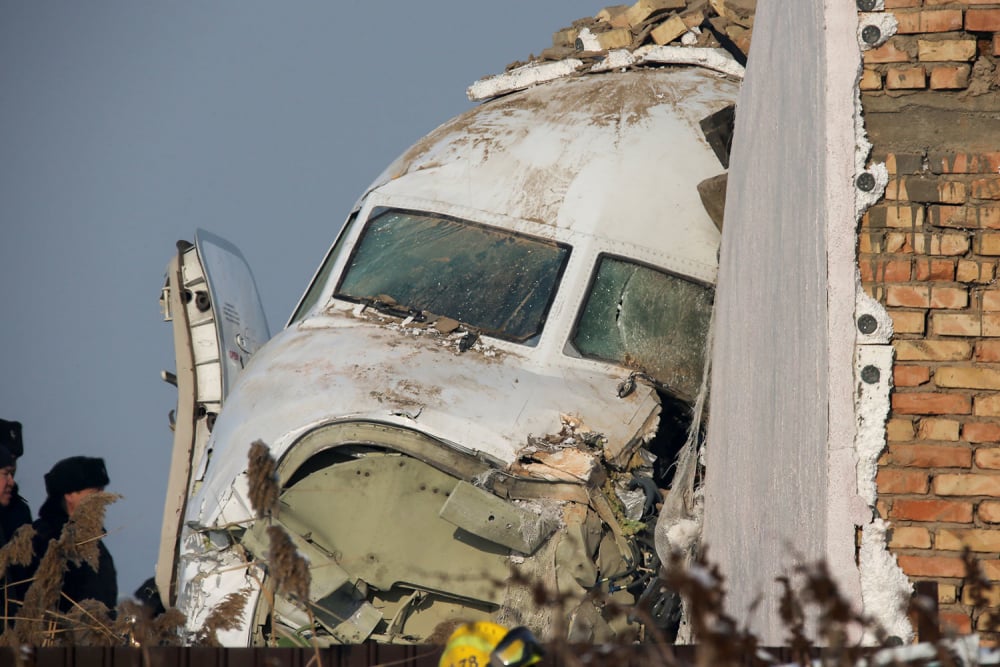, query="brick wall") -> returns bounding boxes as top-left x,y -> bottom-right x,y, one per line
859,1 -> 1000,640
